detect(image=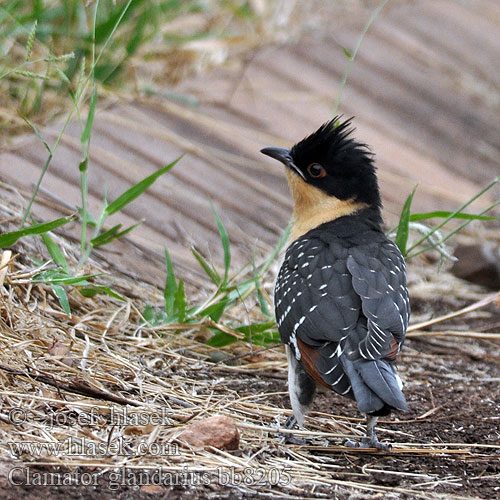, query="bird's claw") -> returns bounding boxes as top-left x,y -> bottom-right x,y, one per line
344,437 -> 392,451
344,438 -> 361,448
273,415 -> 309,444
277,433 -> 308,445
